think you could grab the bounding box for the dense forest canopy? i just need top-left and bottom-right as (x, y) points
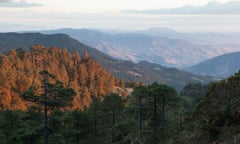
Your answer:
(0, 45), (125, 110)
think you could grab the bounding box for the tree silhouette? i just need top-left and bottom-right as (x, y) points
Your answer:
(22, 71), (76, 144)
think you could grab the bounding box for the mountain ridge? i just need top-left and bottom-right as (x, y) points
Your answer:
(42, 28), (240, 67)
(185, 51), (240, 78)
(138, 60), (220, 90)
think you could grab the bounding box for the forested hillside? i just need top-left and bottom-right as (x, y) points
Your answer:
(0, 45), (125, 110)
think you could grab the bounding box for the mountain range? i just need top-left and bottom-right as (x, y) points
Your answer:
(0, 32), (218, 91)
(42, 28), (240, 68)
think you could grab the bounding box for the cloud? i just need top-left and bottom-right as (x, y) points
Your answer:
(0, 0), (10, 2)
(0, 0), (43, 8)
(122, 1), (240, 15)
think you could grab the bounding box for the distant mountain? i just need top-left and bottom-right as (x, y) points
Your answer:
(138, 61), (220, 90)
(0, 32), (217, 91)
(141, 27), (240, 45)
(42, 28), (240, 67)
(94, 27), (240, 46)
(185, 51), (240, 78)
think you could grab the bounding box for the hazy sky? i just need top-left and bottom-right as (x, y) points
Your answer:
(0, 0), (240, 32)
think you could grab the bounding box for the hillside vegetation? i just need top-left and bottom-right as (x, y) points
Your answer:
(0, 45), (125, 110)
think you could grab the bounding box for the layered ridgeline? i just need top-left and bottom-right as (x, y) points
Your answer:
(0, 45), (125, 110)
(42, 28), (240, 67)
(0, 32), (218, 91)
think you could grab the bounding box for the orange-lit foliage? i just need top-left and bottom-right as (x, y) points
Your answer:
(0, 45), (125, 110)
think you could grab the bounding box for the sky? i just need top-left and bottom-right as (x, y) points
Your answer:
(0, 0), (240, 32)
